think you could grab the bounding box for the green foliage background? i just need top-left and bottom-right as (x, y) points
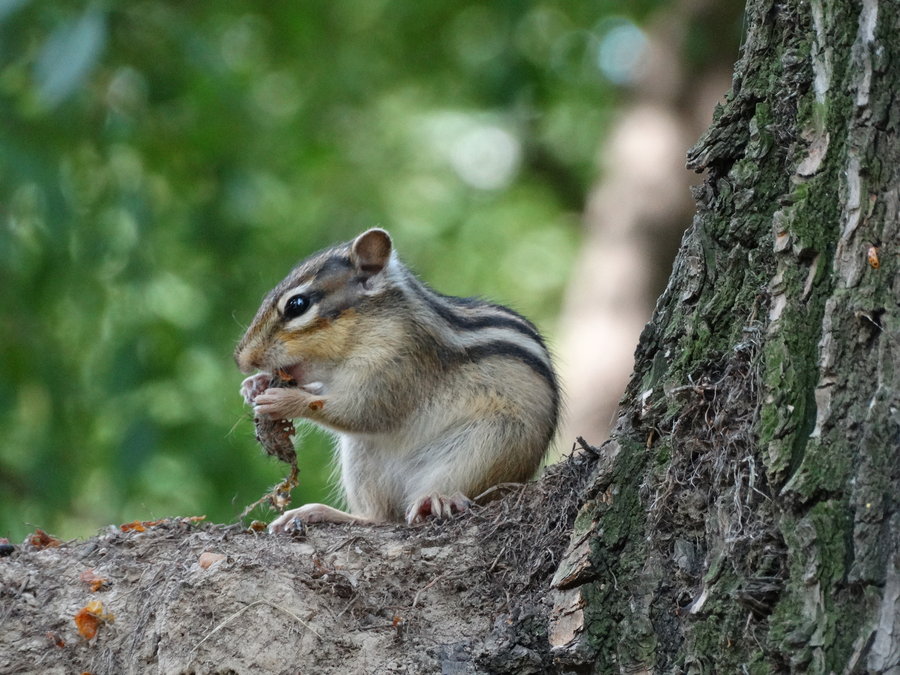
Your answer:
(0, 1), (664, 540)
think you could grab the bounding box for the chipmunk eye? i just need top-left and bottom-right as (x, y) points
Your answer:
(283, 294), (310, 319)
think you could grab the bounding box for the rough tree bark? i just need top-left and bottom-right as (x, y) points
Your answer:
(549, 0), (899, 671)
(1, 0), (897, 673)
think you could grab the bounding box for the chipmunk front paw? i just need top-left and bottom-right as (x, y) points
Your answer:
(240, 372), (272, 406)
(255, 387), (325, 420)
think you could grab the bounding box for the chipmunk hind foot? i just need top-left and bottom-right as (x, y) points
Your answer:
(405, 492), (472, 525)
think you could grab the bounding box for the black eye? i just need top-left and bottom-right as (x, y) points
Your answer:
(283, 294), (310, 319)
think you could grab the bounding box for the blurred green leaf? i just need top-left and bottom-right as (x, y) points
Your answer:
(0, 0), (29, 24)
(0, 0), (738, 541)
(34, 8), (106, 108)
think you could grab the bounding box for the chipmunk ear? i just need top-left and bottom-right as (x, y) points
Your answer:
(351, 228), (393, 275)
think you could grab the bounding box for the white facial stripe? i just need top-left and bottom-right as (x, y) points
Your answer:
(277, 282), (316, 314)
(277, 282), (323, 331)
(284, 304), (321, 331)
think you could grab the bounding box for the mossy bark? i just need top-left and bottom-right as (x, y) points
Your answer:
(550, 0), (899, 672)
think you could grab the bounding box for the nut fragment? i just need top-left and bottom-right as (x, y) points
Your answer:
(28, 529), (62, 549)
(255, 416), (297, 465)
(253, 374), (298, 466)
(198, 551), (226, 569)
(74, 600), (114, 640)
(867, 245), (880, 269)
(274, 368), (294, 382)
(241, 373), (301, 520)
(80, 569), (108, 592)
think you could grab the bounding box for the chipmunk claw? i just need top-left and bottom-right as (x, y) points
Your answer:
(406, 493), (472, 524)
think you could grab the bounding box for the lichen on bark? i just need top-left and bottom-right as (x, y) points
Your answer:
(557, 0), (899, 672)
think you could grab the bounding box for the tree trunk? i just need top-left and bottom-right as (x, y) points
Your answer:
(557, 0), (738, 448)
(550, 0), (899, 671)
(1, 1), (896, 673)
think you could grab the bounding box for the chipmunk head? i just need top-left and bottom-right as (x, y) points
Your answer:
(234, 228), (396, 379)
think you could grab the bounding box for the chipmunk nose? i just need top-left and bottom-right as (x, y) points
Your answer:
(234, 346), (260, 374)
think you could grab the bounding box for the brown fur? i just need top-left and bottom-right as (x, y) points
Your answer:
(235, 229), (560, 528)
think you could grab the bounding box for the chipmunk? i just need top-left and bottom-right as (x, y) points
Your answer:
(235, 228), (560, 531)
